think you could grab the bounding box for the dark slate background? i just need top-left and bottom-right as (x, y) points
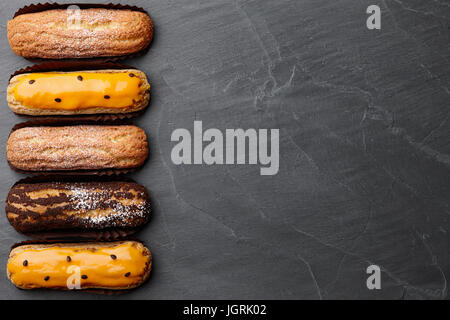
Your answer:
(0, 0), (449, 300)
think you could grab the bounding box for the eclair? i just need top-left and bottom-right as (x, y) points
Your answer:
(6, 180), (151, 234)
(7, 241), (152, 290)
(7, 70), (150, 116)
(8, 8), (153, 59)
(7, 125), (149, 172)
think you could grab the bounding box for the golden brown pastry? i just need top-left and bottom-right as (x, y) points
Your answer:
(8, 8), (153, 59)
(7, 69), (150, 116)
(6, 180), (151, 234)
(7, 125), (149, 172)
(7, 241), (152, 290)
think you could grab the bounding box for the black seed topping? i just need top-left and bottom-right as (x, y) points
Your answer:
(110, 254), (117, 260)
(55, 98), (62, 103)
(23, 260), (28, 267)
(66, 256), (71, 262)
(44, 276), (50, 281)
(77, 76), (83, 81)
(29, 80), (35, 84)
(125, 272), (131, 277)
(129, 73), (135, 77)
(81, 275), (88, 279)
(104, 95), (110, 99)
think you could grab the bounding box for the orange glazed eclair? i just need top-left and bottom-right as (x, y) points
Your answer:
(7, 69), (150, 116)
(7, 241), (152, 290)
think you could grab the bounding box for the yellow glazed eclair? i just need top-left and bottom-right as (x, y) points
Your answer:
(7, 241), (152, 290)
(7, 69), (150, 116)
(8, 8), (153, 59)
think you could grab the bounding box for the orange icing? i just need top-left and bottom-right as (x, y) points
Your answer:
(11, 71), (148, 111)
(7, 242), (149, 289)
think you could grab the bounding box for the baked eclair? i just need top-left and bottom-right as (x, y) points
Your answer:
(7, 241), (152, 290)
(7, 125), (149, 172)
(6, 181), (150, 234)
(7, 70), (150, 116)
(8, 8), (153, 59)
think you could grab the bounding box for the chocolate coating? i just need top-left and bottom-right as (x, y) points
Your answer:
(6, 181), (151, 234)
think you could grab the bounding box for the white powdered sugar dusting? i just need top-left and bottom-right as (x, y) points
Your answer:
(68, 184), (147, 228)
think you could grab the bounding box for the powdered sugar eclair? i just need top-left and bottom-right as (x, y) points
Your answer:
(7, 125), (149, 172)
(8, 8), (153, 59)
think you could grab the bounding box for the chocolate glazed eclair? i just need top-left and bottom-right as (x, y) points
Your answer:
(6, 180), (151, 235)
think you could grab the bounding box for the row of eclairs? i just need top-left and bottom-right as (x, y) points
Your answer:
(5, 5), (155, 292)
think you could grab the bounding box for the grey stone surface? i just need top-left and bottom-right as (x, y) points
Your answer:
(0, 0), (449, 300)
